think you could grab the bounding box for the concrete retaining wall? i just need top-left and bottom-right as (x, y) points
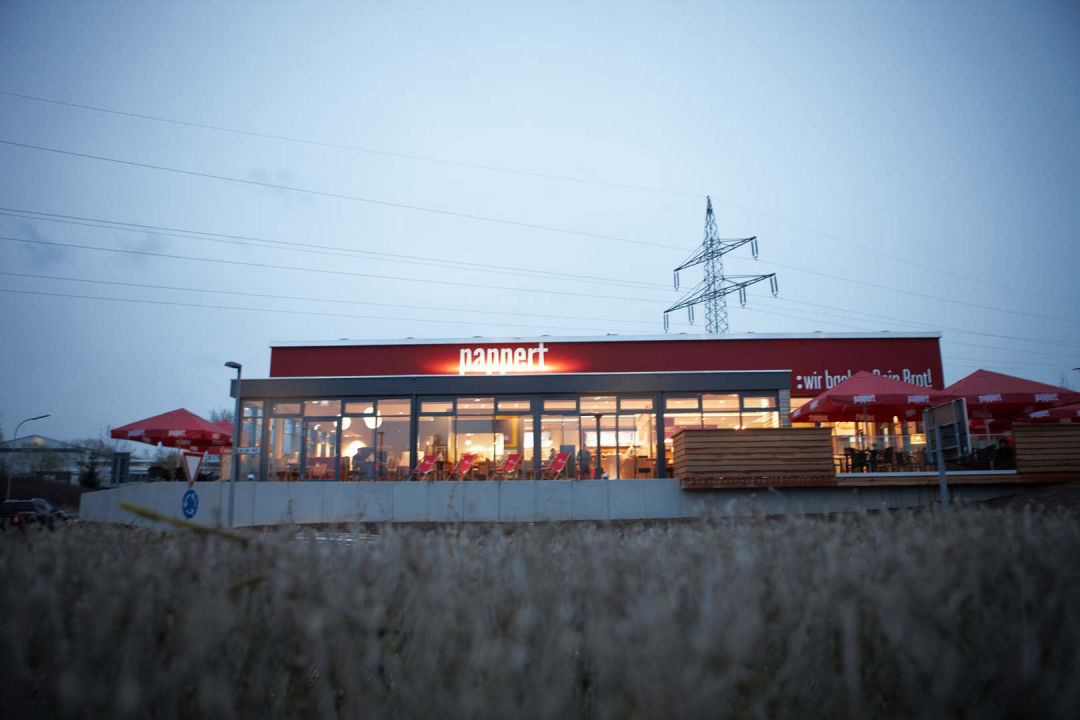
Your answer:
(79, 479), (1022, 529)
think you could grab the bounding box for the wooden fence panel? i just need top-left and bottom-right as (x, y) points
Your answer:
(1013, 424), (1080, 475)
(673, 428), (834, 488)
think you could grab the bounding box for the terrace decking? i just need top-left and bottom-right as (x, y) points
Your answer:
(675, 424), (1080, 490)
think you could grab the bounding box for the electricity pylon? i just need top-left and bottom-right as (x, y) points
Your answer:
(664, 196), (777, 334)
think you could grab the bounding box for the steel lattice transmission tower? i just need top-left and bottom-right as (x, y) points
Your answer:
(664, 196), (778, 334)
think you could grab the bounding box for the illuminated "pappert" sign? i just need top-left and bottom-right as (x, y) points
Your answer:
(459, 342), (550, 375)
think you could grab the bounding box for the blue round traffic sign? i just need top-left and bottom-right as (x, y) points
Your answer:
(182, 489), (199, 519)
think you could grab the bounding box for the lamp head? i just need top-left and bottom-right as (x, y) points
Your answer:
(225, 361), (242, 370)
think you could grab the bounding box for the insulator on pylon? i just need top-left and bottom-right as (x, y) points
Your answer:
(663, 313), (670, 331)
(769, 275), (779, 295)
(738, 287), (748, 307)
(751, 237), (759, 259)
(674, 270), (680, 290)
(688, 306), (695, 324)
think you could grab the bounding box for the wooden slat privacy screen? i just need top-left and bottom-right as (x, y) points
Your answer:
(1013, 424), (1080, 476)
(673, 428), (834, 488)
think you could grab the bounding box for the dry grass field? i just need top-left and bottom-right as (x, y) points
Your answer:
(2, 502), (1078, 719)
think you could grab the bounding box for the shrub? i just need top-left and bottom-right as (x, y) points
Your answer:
(1, 507), (1078, 719)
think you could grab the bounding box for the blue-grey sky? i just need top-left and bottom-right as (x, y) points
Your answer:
(1, 0), (1078, 443)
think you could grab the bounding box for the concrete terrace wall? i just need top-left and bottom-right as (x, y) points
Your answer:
(79, 479), (1022, 529)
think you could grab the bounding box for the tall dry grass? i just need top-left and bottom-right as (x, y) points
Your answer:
(1, 507), (1078, 719)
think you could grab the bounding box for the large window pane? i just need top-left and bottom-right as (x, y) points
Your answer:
(457, 398), (494, 415)
(454, 415), (494, 479)
(494, 415), (526, 479)
(742, 394), (778, 410)
(238, 401), (262, 481)
(375, 413), (410, 481)
(702, 394), (739, 411)
(618, 412), (656, 479)
(541, 415), (581, 479)
(272, 402), (300, 416)
(619, 397), (654, 411)
(580, 395), (616, 413)
(268, 417), (301, 481)
(420, 400), (453, 414)
(743, 410), (780, 428)
(702, 412), (740, 430)
(417, 415), (454, 480)
(342, 416), (373, 480)
(303, 420), (338, 481)
(304, 400), (340, 417)
(497, 398), (531, 413)
(665, 396), (700, 411)
(543, 399), (577, 412)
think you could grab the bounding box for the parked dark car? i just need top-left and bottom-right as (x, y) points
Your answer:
(0, 498), (70, 530)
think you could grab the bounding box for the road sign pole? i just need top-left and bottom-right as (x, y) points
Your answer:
(934, 425), (949, 510)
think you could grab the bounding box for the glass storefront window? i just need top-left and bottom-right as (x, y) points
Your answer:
(702, 412), (740, 430)
(377, 398), (411, 417)
(417, 415), (453, 480)
(540, 415), (582, 479)
(342, 416), (373, 480)
(619, 397), (653, 411)
(304, 400), (340, 417)
(238, 401), (263, 481)
(497, 398), (531, 413)
(303, 420), (338, 481)
(666, 396), (700, 411)
(456, 398), (494, 415)
(544, 399), (577, 411)
(268, 417), (302, 481)
(742, 410), (780, 428)
(618, 412), (656, 479)
(272, 402), (300, 416)
(580, 396), (616, 413)
(702, 394), (739, 411)
(494, 415), (527, 479)
(344, 400), (375, 414)
(420, 400), (453, 414)
(742, 394), (778, 410)
(374, 414), (410, 481)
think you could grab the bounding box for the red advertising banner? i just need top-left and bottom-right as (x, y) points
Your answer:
(270, 335), (943, 397)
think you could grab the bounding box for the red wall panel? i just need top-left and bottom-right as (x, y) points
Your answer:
(269, 336), (943, 397)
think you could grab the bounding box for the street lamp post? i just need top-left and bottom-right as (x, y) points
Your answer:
(225, 361), (242, 528)
(6, 414), (50, 500)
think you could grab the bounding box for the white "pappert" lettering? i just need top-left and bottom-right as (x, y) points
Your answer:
(459, 342), (549, 375)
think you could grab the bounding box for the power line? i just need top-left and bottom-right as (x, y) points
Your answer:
(752, 257), (1079, 325)
(0, 286), (632, 333)
(5, 135), (1069, 326)
(0, 89), (704, 199)
(716, 198), (1070, 304)
(0, 207), (673, 292)
(2, 91), (1068, 304)
(0, 270), (659, 327)
(0, 234), (665, 304)
(0, 139), (688, 252)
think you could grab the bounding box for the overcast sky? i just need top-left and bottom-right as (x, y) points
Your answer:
(1, 0), (1078, 443)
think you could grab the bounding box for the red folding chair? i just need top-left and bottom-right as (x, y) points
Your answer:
(409, 454), (437, 481)
(542, 452), (571, 480)
(452, 453), (478, 481)
(492, 453), (522, 481)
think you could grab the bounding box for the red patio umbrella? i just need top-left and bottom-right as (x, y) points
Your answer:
(790, 370), (952, 423)
(944, 370), (1080, 428)
(111, 408), (233, 454)
(1028, 402), (1080, 423)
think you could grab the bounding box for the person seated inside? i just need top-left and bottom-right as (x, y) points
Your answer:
(994, 438), (1015, 470)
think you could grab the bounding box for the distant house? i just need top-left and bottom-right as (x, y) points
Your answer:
(0, 435), (111, 485)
